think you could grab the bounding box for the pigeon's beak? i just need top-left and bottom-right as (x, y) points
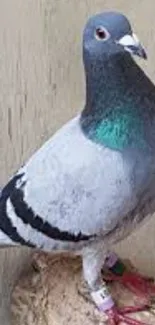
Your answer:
(118, 33), (147, 60)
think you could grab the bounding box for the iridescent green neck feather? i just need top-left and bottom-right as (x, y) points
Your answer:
(81, 55), (150, 151)
(94, 105), (145, 150)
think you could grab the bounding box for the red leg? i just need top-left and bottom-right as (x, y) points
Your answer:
(121, 272), (155, 300)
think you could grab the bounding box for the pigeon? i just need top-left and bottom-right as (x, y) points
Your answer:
(1, 10), (155, 325)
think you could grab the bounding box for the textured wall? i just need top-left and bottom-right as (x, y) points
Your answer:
(0, 0), (155, 323)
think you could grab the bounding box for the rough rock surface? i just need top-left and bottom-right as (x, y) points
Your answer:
(11, 252), (155, 325)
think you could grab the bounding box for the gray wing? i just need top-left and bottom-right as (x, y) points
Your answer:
(0, 116), (137, 251)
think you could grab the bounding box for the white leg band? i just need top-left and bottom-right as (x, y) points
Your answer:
(91, 286), (114, 311)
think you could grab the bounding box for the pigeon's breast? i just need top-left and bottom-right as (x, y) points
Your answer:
(103, 177), (155, 246)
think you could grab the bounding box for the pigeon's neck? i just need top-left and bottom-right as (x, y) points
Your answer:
(81, 55), (147, 151)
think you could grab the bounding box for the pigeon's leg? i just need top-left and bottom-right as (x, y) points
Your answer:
(82, 246), (148, 325)
(104, 252), (155, 305)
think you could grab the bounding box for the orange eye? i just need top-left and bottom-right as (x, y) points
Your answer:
(95, 27), (109, 41)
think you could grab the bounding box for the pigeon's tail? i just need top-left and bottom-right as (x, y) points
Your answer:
(0, 185), (23, 248)
(0, 177), (36, 249)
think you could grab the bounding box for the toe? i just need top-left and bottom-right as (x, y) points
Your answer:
(119, 314), (149, 325)
(106, 307), (150, 325)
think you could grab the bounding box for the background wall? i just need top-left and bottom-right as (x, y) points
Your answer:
(0, 1), (155, 324)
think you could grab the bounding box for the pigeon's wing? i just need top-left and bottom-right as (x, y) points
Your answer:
(0, 115), (135, 250)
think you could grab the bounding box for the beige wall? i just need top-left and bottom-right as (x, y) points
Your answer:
(0, 0), (155, 323)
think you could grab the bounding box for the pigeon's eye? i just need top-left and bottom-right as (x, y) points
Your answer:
(95, 27), (109, 41)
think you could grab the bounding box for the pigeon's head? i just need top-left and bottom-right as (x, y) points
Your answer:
(83, 11), (147, 67)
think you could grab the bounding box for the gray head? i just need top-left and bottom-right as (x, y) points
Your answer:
(83, 11), (147, 68)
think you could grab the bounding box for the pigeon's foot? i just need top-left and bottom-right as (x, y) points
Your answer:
(81, 279), (151, 325)
(91, 285), (149, 324)
(104, 252), (155, 305)
(105, 305), (149, 325)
